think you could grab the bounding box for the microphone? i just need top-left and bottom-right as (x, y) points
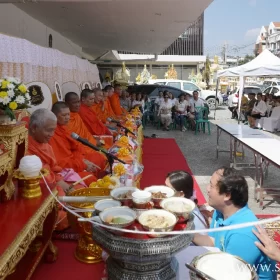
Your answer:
(71, 133), (100, 152)
(107, 118), (136, 136)
(71, 132), (126, 167)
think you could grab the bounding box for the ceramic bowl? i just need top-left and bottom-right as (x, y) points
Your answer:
(160, 197), (195, 223)
(144, 186), (175, 208)
(94, 199), (121, 215)
(138, 209), (177, 237)
(110, 187), (138, 207)
(99, 206), (136, 236)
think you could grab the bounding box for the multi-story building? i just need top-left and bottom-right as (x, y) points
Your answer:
(255, 22), (280, 57)
(98, 14), (206, 82)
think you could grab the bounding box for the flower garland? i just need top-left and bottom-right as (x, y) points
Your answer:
(0, 77), (30, 120)
(117, 147), (131, 157)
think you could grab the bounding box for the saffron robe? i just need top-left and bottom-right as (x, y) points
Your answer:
(27, 135), (89, 231)
(79, 103), (113, 149)
(49, 125), (101, 183)
(109, 92), (124, 116)
(92, 99), (115, 124)
(67, 112), (107, 171)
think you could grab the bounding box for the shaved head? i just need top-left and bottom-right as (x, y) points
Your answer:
(29, 109), (57, 143)
(52, 101), (69, 116)
(65, 92), (80, 112)
(81, 89), (93, 100)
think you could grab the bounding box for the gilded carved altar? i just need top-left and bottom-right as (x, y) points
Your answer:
(0, 122), (28, 200)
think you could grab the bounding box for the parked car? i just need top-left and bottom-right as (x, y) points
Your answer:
(148, 79), (223, 109)
(263, 85), (280, 96)
(232, 86), (263, 105)
(262, 79), (280, 87)
(126, 84), (210, 113)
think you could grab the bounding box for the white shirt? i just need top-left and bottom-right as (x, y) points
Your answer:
(132, 100), (144, 108)
(228, 94), (234, 107)
(170, 98), (177, 107)
(155, 97), (164, 105)
(159, 99), (173, 115)
(193, 98), (205, 108)
(252, 99), (267, 116)
(176, 100), (188, 113)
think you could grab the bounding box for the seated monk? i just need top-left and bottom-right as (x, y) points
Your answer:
(27, 108), (90, 231)
(64, 92), (107, 172)
(79, 88), (113, 149)
(49, 102), (103, 180)
(109, 84), (127, 116)
(92, 85), (116, 124)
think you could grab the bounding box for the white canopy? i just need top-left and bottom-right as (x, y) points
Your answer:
(217, 49), (280, 77)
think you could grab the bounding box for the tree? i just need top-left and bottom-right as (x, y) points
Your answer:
(238, 54), (255, 65)
(203, 56), (211, 89)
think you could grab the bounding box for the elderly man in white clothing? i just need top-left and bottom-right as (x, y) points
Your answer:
(247, 92), (267, 129)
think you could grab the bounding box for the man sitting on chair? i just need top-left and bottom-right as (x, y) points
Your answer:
(247, 92), (267, 129)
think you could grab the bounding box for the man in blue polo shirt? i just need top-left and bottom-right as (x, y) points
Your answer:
(193, 167), (276, 280)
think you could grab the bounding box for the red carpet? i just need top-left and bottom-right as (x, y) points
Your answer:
(140, 138), (206, 204)
(31, 138), (206, 280)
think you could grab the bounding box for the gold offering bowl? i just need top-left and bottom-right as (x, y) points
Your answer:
(13, 169), (49, 199)
(67, 188), (111, 264)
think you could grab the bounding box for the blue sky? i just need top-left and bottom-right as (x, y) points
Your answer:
(204, 0), (280, 57)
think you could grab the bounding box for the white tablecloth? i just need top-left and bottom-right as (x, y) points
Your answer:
(176, 245), (221, 279)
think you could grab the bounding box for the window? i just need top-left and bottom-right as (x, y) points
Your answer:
(167, 82), (181, 89)
(263, 87), (273, 94)
(183, 82), (199, 92)
(272, 87), (279, 94)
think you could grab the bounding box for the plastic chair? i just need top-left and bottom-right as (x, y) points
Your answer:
(195, 107), (211, 135)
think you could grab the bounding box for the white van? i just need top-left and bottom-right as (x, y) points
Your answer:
(148, 79), (223, 109)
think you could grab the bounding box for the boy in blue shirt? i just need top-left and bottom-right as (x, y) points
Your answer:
(193, 167), (276, 280)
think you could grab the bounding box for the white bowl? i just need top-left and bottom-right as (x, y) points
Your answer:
(160, 197), (195, 222)
(144, 186), (175, 198)
(94, 199), (121, 214)
(99, 206), (136, 228)
(144, 186), (175, 207)
(138, 209), (177, 237)
(110, 187), (138, 207)
(132, 190), (151, 204)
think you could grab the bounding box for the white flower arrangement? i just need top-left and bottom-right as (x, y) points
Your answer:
(0, 77), (30, 120)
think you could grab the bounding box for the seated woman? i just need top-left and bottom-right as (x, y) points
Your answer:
(158, 91), (173, 131)
(131, 93), (144, 112)
(175, 94), (188, 132)
(165, 170), (208, 231)
(248, 92), (267, 128)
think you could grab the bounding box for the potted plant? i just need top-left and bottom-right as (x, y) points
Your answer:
(0, 77), (30, 124)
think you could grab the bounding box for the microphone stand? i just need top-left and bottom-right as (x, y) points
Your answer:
(116, 123), (135, 136)
(103, 151), (126, 174)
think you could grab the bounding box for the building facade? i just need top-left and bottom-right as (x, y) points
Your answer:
(99, 14), (205, 83)
(119, 14), (204, 56)
(255, 22), (280, 57)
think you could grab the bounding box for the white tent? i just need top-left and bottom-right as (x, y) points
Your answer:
(217, 49), (280, 77)
(215, 50), (280, 122)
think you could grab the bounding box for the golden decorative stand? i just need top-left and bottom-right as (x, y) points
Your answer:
(13, 169), (49, 199)
(0, 122), (28, 200)
(67, 188), (111, 264)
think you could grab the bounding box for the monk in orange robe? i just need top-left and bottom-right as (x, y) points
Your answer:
(64, 92), (107, 172)
(109, 84), (127, 116)
(79, 89), (113, 149)
(49, 102), (105, 181)
(92, 86), (115, 124)
(27, 108), (90, 231)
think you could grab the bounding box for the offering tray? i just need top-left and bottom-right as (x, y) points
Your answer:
(92, 214), (194, 280)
